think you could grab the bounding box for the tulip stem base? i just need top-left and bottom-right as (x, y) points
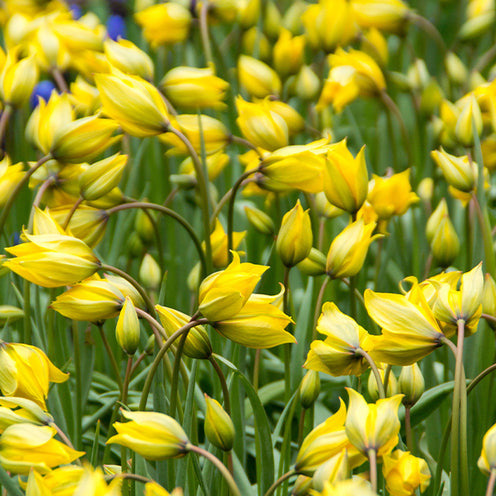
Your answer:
(357, 348), (385, 399)
(263, 470), (296, 496)
(486, 468), (496, 496)
(368, 449), (378, 492)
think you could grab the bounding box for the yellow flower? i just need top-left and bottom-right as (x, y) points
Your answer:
(311, 450), (349, 491)
(367, 170), (419, 220)
(95, 71), (170, 138)
(326, 219), (382, 279)
(160, 66), (229, 110)
(273, 29), (305, 77)
(208, 219), (246, 268)
(0, 49), (39, 107)
(116, 297), (141, 355)
(70, 76), (100, 116)
(276, 200), (313, 267)
(304, 302), (372, 377)
(350, 0), (410, 32)
(30, 20), (70, 72)
(364, 285), (445, 365)
(483, 273), (496, 330)
(430, 214), (460, 268)
(4, 232), (100, 288)
(295, 400), (365, 475)
(70, 465), (121, 495)
(433, 263), (483, 336)
(398, 364), (425, 407)
(0, 397), (51, 433)
(213, 291), (295, 348)
(302, 0), (358, 53)
(145, 481), (178, 496)
(155, 305), (212, 359)
(104, 38), (154, 80)
(345, 388), (403, 457)
(478, 422), (496, 474)
(263, 99), (305, 136)
(323, 139), (368, 213)
(460, 0), (495, 39)
(107, 409), (189, 460)
(0, 424), (83, 475)
(0, 341), (68, 409)
(135, 3), (192, 47)
(455, 93), (483, 147)
(383, 450), (431, 496)
(312, 478), (378, 496)
(179, 151), (229, 182)
(40, 465), (85, 494)
(238, 55), (281, 98)
(235, 96), (288, 151)
(204, 394), (235, 451)
(0, 155), (24, 207)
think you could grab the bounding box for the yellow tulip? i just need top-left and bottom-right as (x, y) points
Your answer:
(0, 424), (83, 475)
(0, 49), (39, 107)
(0, 155), (24, 207)
(398, 364), (425, 407)
(326, 219), (381, 279)
(237, 55), (281, 98)
(312, 450), (349, 491)
(276, 200), (313, 267)
(39, 465), (85, 494)
(115, 297), (141, 355)
(345, 388), (403, 457)
(69, 76), (101, 116)
(4, 232), (100, 288)
(482, 273), (496, 330)
(382, 450), (431, 496)
(104, 38), (154, 80)
(70, 465), (121, 495)
(460, 0), (495, 39)
(95, 72), (170, 137)
(430, 214), (460, 268)
(273, 29), (305, 77)
(295, 65), (321, 101)
(364, 285), (445, 365)
(139, 253), (161, 291)
(204, 394), (235, 451)
(236, 96), (288, 151)
(263, 99), (305, 136)
(145, 481), (178, 496)
(367, 170), (419, 220)
(368, 366), (398, 401)
(179, 151), (229, 182)
(297, 248), (328, 277)
(431, 148), (476, 193)
(304, 302), (373, 377)
(361, 28), (389, 67)
(478, 422), (496, 474)
(31, 21), (70, 72)
(0, 397), (51, 433)
(135, 3), (192, 47)
(244, 205), (275, 236)
(208, 219), (246, 268)
(323, 139), (368, 213)
(313, 478), (378, 496)
(300, 370), (321, 409)
(107, 410), (189, 460)
(155, 305), (212, 359)
(350, 0), (410, 32)
(52, 18), (104, 53)
(160, 66), (229, 110)
(455, 93), (483, 147)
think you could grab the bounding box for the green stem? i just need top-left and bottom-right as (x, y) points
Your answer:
(263, 470), (296, 496)
(209, 354), (231, 414)
(63, 197), (83, 230)
(97, 324), (124, 393)
(135, 307), (168, 340)
(73, 321), (82, 450)
(120, 356), (133, 496)
(138, 319), (207, 410)
(471, 193), (496, 278)
(356, 348), (385, 399)
(368, 449), (378, 492)
(168, 126), (212, 273)
(169, 328), (189, 417)
(297, 408), (306, 447)
(186, 444), (241, 496)
(312, 276), (330, 340)
(229, 135), (263, 156)
(283, 266), (291, 400)
(199, 2), (213, 66)
(253, 348), (261, 391)
(407, 12), (447, 56)
(383, 364), (392, 393)
(106, 201), (207, 279)
(405, 406), (413, 452)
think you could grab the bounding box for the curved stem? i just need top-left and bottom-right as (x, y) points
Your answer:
(100, 264), (155, 318)
(383, 364), (393, 393)
(263, 470), (296, 496)
(167, 126), (212, 273)
(51, 68), (69, 93)
(408, 13), (447, 56)
(138, 319), (207, 410)
(169, 328), (189, 417)
(474, 43), (496, 73)
(63, 197), (83, 230)
(229, 135), (263, 157)
(440, 335), (459, 359)
(487, 468), (496, 496)
(97, 324), (124, 393)
(0, 104), (13, 151)
(199, 2), (213, 66)
(106, 201), (207, 279)
(0, 154), (51, 236)
(135, 307), (168, 340)
(186, 444), (241, 496)
(356, 348), (385, 399)
(107, 473), (152, 484)
(209, 354), (231, 414)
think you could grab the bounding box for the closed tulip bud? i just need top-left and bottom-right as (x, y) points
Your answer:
(156, 305), (212, 359)
(324, 139), (368, 214)
(312, 451), (349, 491)
(292, 475), (313, 496)
(244, 205), (275, 235)
(420, 80), (444, 115)
(426, 199), (448, 243)
(399, 364), (425, 406)
(300, 370), (321, 409)
(145, 335), (155, 355)
(128, 232), (145, 258)
(407, 59), (430, 91)
(236, 96), (288, 151)
(295, 65), (321, 101)
(445, 52), (468, 86)
(460, 9), (495, 40)
(139, 254), (161, 291)
(368, 368), (398, 401)
(273, 29), (305, 77)
(417, 178), (434, 203)
(478, 422), (496, 474)
(187, 263), (202, 293)
(116, 297), (141, 355)
(0, 305), (24, 326)
(135, 3), (191, 46)
(264, 1), (282, 38)
(483, 274), (496, 330)
(296, 247), (327, 277)
(160, 66), (229, 110)
(242, 28), (271, 61)
(95, 72), (170, 138)
(431, 148), (476, 192)
(204, 395), (235, 451)
(80, 153), (127, 201)
(326, 219), (382, 279)
(108, 410), (189, 460)
(351, 0), (410, 33)
(238, 55), (281, 98)
(383, 450), (431, 495)
(0, 51), (39, 108)
(361, 28), (389, 67)
(430, 215), (460, 267)
(238, 0), (261, 28)
(282, 1), (307, 33)
(455, 94), (483, 147)
(104, 38), (154, 80)
(134, 209), (156, 245)
(276, 200), (313, 267)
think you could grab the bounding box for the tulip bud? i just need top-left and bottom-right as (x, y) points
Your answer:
(483, 273), (496, 330)
(398, 364), (425, 406)
(264, 1), (282, 39)
(455, 94), (483, 147)
(104, 38), (154, 80)
(291, 475), (313, 496)
(238, 0), (261, 28)
(417, 177), (434, 203)
(238, 55), (281, 98)
(276, 200), (313, 267)
(407, 59), (429, 91)
(300, 370), (321, 409)
(187, 263), (201, 293)
(128, 232), (145, 258)
(135, 208), (156, 244)
(0, 305), (24, 326)
(420, 80), (444, 115)
(426, 199), (448, 243)
(368, 368), (398, 401)
(282, 1), (307, 34)
(244, 205), (275, 236)
(295, 65), (321, 101)
(0, 52), (39, 108)
(361, 28), (389, 67)
(383, 450), (431, 495)
(204, 395), (235, 452)
(116, 297), (141, 355)
(273, 29), (305, 78)
(478, 422), (496, 474)
(460, 12), (495, 40)
(242, 28), (271, 61)
(296, 248), (327, 277)
(139, 253), (161, 291)
(431, 148), (476, 193)
(80, 153), (127, 201)
(145, 334), (155, 355)
(430, 215), (460, 268)
(445, 52), (468, 86)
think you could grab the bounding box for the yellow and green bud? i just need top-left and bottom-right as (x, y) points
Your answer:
(80, 153), (127, 201)
(398, 363), (425, 406)
(139, 253), (161, 292)
(116, 297), (141, 355)
(204, 394), (235, 451)
(104, 38), (154, 80)
(300, 370), (321, 409)
(237, 55), (281, 98)
(296, 248), (327, 277)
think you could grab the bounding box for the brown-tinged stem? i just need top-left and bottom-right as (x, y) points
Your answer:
(51, 68), (69, 93)
(0, 104), (13, 150)
(312, 276), (330, 340)
(130, 352), (147, 378)
(474, 43), (496, 73)
(199, 1), (213, 67)
(63, 197), (83, 230)
(0, 154), (51, 236)
(383, 364), (392, 393)
(97, 324), (123, 393)
(407, 13), (447, 56)
(405, 406), (413, 451)
(106, 473), (152, 484)
(368, 449), (378, 492)
(356, 348), (385, 399)
(487, 468), (496, 496)
(229, 135), (263, 157)
(263, 470), (296, 496)
(135, 307), (167, 340)
(106, 201), (207, 279)
(52, 423), (77, 451)
(209, 354), (231, 414)
(186, 444), (241, 496)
